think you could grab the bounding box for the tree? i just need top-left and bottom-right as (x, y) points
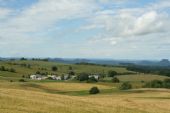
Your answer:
(164, 79), (170, 88)
(9, 68), (16, 73)
(88, 76), (98, 83)
(68, 71), (75, 75)
(77, 73), (89, 81)
(119, 82), (132, 90)
(0, 66), (6, 71)
(144, 80), (163, 88)
(89, 87), (100, 94)
(112, 77), (120, 83)
(20, 57), (27, 60)
(52, 66), (58, 71)
(19, 79), (26, 82)
(108, 70), (117, 77)
(68, 66), (73, 70)
(36, 71), (41, 74)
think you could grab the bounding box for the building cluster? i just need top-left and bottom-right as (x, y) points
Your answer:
(30, 74), (100, 81)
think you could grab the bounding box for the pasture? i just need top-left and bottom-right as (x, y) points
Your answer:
(1, 83), (170, 113)
(1, 60), (170, 113)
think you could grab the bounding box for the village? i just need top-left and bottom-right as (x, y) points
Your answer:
(30, 74), (100, 81)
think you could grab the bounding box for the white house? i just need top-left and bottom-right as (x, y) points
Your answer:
(30, 75), (37, 80)
(89, 74), (100, 80)
(47, 75), (62, 80)
(94, 75), (99, 80)
(51, 75), (57, 80)
(30, 75), (46, 80)
(64, 74), (69, 80)
(56, 76), (62, 80)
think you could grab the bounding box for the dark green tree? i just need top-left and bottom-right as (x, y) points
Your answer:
(52, 66), (58, 71)
(89, 87), (100, 94)
(112, 77), (120, 83)
(108, 70), (117, 77)
(119, 82), (132, 90)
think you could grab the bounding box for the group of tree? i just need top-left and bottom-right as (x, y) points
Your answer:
(0, 66), (16, 73)
(20, 63), (31, 68)
(119, 82), (132, 90)
(143, 79), (170, 88)
(108, 70), (117, 77)
(77, 73), (98, 82)
(8, 62), (31, 69)
(112, 77), (120, 83)
(20, 57), (27, 60)
(32, 58), (49, 61)
(126, 65), (170, 77)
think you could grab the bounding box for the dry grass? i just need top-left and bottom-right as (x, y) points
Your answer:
(1, 85), (170, 113)
(40, 82), (112, 91)
(117, 74), (169, 82)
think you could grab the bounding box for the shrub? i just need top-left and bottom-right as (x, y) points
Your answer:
(19, 79), (26, 82)
(20, 57), (27, 60)
(0, 66), (6, 71)
(108, 70), (117, 77)
(144, 80), (163, 88)
(77, 73), (89, 81)
(52, 66), (58, 71)
(163, 79), (170, 89)
(89, 87), (100, 94)
(9, 68), (16, 73)
(119, 82), (132, 90)
(68, 71), (75, 75)
(87, 76), (98, 83)
(112, 77), (120, 83)
(36, 71), (41, 74)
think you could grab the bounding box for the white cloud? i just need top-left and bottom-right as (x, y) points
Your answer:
(0, 0), (170, 58)
(0, 8), (12, 19)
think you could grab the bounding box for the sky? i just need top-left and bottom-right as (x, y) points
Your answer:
(0, 0), (170, 59)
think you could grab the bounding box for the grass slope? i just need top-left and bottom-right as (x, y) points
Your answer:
(0, 60), (131, 81)
(1, 87), (170, 113)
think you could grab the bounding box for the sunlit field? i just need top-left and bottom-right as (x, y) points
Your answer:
(1, 60), (170, 113)
(1, 84), (170, 113)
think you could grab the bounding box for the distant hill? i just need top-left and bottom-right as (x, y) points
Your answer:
(1, 57), (170, 67)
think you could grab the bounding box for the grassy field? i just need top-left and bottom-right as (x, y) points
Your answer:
(117, 74), (170, 82)
(1, 83), (170, 113)
(0, 60), (132, 81)
(1, 60), (170, 113)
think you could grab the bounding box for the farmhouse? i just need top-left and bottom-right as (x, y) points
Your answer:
(89, 74), (100, 80)
(56, 76), (62, 80)
(30, 75), (47, 80)
(64, 74), (69, 80)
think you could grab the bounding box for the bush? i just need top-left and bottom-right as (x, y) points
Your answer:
(19, 79), (26, 82)
(77, 73), (89, 81)
(89, 87), (100, 94)
(87, 76), (98, 83)
(9, 68), (16, 73)
(0, 66), (6, 71)
(163, 79), (170, 88)
(108, 70), (117, 77)
(144, 80), (163, 88)
(68, 71), (75, 75)
(36, 71), (41, 74)
(52, 66), (58, 71)
(119, 82), (132, 90)
(112, 77), (120, 83)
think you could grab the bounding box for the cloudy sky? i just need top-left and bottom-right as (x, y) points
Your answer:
(0, 0), (170, 59)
